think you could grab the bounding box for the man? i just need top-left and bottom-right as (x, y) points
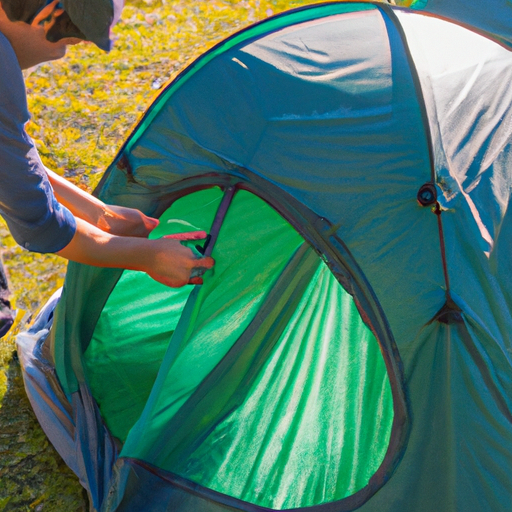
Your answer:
(0, 0), (214, 335)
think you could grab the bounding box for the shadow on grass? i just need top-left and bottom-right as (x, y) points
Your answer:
(0, 353), (88, 511)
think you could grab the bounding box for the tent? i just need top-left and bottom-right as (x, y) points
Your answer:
(17, 2), (512, 511)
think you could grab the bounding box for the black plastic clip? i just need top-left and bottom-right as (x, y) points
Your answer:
(195, 234), (212, 256)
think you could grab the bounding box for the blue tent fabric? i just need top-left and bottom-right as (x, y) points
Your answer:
(16, 2), (512, 511)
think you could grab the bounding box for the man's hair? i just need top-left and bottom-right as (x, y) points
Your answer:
(1, 0), (85, 41)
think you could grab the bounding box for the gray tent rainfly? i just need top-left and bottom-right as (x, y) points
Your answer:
(17, 2), (512, 511)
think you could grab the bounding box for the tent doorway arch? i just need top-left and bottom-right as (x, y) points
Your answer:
(84, 179), (408, 510)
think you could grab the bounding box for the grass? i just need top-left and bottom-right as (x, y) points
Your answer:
(1, 0), (327, 378)
(0, 0), (325, 508)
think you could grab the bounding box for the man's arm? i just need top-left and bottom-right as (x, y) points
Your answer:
(48, 171), (214, 286)
(0, 4), (215, 287)
(46, 168), (159, 238)
(57, 218), (214, 287)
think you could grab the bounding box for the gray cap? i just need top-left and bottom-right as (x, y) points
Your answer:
(2, 0), (123, 51)
(62, 0), (123, 51)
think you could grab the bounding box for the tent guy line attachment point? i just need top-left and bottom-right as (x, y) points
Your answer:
(417, 182), (454, 314)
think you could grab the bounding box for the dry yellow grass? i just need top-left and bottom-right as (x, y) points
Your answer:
(0, 0), (326, 366)
(0, 1), (326, 508)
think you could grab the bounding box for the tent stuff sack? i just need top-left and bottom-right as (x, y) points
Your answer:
(16, 2), (512, 512)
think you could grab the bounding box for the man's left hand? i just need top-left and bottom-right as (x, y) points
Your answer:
(98, 204), (159, 238)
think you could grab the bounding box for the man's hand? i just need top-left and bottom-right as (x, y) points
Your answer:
(56, 219), (215, 288)
(97, 204), (159, 238)
(145, 232), (215, 287)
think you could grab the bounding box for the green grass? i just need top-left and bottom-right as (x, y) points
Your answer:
(0, 0), (325, 508)
(1, 0), (326, 361)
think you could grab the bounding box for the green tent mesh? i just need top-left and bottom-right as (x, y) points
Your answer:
(84, 188), (393, 509)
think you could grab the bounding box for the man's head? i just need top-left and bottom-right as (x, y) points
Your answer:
(2, 0), (85, 41)
(0, 0), (83, 68)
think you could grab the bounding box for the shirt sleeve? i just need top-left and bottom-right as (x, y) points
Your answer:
(0, 32), (76, 253)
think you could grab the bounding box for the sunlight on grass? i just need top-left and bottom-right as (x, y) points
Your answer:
(2, 0), (324, 341)
(0, 0), (327, 388)
(0, 1), (366, 507)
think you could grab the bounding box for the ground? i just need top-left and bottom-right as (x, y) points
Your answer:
(0, 1), (323, 510)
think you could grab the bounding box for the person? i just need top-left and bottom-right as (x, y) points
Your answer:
(0, 0), (214, 336)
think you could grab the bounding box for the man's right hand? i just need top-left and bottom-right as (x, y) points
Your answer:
(145, 232), (215, 287)
(56, 218), (215, 288)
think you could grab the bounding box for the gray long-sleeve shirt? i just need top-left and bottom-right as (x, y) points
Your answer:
(0, 31), (76, 253)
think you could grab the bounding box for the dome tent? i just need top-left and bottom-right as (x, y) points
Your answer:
(17, 2), (512, 511)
